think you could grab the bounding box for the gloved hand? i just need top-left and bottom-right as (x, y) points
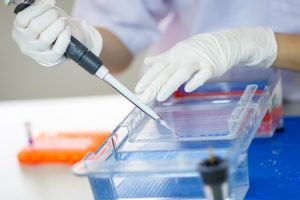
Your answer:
(12, 0), (102, 67)
(135, 27), (277, 103)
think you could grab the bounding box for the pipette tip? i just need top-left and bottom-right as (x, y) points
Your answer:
(156, 119), (178, 135)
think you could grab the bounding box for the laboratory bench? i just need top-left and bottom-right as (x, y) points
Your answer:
(0, 96), (299, 200)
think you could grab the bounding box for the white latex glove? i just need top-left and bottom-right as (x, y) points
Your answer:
(135, 27), (277, 103)
(12, 0), (102, 67)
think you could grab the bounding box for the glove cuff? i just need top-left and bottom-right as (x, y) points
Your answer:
(79, 19), (103, 56)
(257, 27), (277, 68)
(241, 27), (278, 68)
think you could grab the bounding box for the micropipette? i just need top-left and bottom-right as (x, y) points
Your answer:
(3, 0), (173, 128)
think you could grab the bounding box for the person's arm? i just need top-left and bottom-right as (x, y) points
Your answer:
(274, 33), (300, 72)
(97, 28), (133, 73)
(72, 0), (172, 74)
(135, 28), (300, 103)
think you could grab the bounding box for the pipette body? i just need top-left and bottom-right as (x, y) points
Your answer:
(66, 37), (161, 121)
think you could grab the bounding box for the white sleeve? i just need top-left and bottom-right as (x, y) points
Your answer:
(72, 0), (171, 55)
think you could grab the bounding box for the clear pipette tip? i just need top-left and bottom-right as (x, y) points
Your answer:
(156, 118), (179, 136)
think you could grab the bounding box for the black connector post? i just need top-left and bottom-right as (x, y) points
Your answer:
(198, 156), (229, 200)
(14, 0), (104, 76)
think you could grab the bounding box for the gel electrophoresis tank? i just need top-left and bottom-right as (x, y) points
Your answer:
(73, 68), (282, 200)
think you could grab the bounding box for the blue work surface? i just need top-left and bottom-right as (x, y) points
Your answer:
(246, 117), (300, 199)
